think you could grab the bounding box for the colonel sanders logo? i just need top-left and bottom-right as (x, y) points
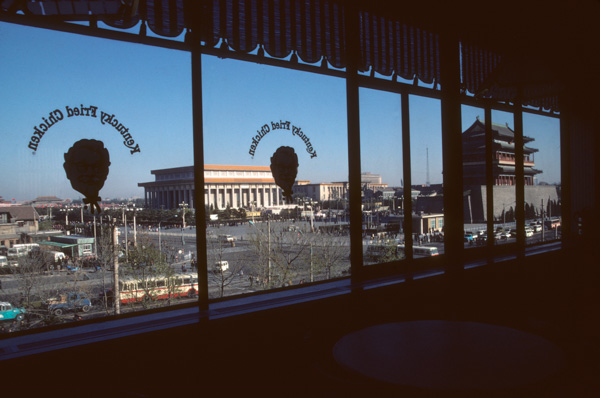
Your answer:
(270, 146), (298, 204)
(64, 139), (110, 214)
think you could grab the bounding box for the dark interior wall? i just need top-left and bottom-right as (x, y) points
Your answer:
(567, 101), (598, 239)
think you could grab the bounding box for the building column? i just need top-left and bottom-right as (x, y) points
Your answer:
(207, 185), (212, 210)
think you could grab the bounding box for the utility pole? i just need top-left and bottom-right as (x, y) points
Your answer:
(541, 199), (545, 242)
(426, 146), (430, 187)
(267, 216), (271, 286)
(124, 211), (128, 261)
(310, 243), (313, 283)
(133, 208), (137, 247)
(158, 221), (162, 254)
(179, 202), (188, 246)
(112, 221), (120, 315)
(179, 201), (188, 228)
(93, 216), (97, 257)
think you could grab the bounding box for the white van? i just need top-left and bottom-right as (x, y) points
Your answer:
(0, 256), (8, 267)
(214, 261), (229, 272)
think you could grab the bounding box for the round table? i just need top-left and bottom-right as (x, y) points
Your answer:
(333, 320), (564, 391)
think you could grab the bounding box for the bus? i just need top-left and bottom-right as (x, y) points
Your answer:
(544, 218), (561, 230)
(118, 272), (199, 304)
(365, 243), (405, 262)
(395, 245), (439, 258)
(413, 245), (439, 257)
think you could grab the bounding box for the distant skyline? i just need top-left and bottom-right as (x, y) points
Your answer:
(1, 21), (560, 203)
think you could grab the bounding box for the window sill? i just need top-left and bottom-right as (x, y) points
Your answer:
(0, 241), (562, 361)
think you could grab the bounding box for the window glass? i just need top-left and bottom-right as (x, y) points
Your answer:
(523, 114), (561, 244)
(0, 22), (192, 330)
(491, 110), (516, 245)
(462, 105), (487, 247)
(409, 96), (444, 258)
(359, 89), (404, 266)
(202, 56), (349, 298)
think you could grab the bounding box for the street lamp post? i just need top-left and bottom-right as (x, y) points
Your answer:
(179, 201), (188, 229)
(179, 202), (188, 246)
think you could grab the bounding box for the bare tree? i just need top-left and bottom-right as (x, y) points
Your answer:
(246, 221), (311, 288)
(206, 237), (245, 298)
(94, 227), (118, 314)
(10, 252), (46, 309)
(308, 235), (350, 280)
(121, 234), (172, 310)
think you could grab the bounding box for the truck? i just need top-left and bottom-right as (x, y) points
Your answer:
(43, 250), (65, 265)
(0, 302), (26, 322)
(47, 292), (92, 316)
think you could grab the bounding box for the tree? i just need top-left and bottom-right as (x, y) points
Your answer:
(207, 237), (245, 298)
(308, 235), (350, 280)
(122, 234), (174, 309)
(11, 252), (47, 309)
(94, 224), (119, 314)
(247, 221), (311, 288)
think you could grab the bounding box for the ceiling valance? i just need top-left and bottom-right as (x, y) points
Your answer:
(1, 0), (559, 111)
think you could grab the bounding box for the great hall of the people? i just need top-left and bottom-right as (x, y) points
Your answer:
(138, 165), (284, 210)
(138, 165), (389, 211)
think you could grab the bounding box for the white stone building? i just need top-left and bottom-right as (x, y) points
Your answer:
(138, 165), (283, 210)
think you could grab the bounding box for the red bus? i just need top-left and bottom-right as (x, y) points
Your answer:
(118, 272), (199, 304)
(544, 219), (561, 230)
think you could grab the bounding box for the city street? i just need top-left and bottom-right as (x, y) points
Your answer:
(1, 219), (560, 330)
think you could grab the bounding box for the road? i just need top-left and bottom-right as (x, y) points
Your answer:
(1, 220), (560, 328)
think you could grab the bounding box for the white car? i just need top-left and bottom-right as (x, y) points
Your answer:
(218, 234), (235, 243)
(525, 228), (534, 237)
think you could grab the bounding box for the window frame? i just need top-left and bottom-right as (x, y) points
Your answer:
(0, 11), (563, 346)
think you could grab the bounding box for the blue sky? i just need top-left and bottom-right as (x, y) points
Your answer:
(0, 21), (561, 203)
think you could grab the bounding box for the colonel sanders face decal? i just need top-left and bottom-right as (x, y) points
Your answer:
(64, 139), (110, 214)
(270, 146), (298, 204)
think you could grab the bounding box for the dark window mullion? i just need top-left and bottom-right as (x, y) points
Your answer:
(484, 104), (494, 254)
(190, 32), (209, 309)
(401, 92), (413, 264)
(514, 102), (525, 251)
(345, 3), (364, 282)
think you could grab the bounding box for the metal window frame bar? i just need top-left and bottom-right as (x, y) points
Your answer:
(0, 9), (564, 301)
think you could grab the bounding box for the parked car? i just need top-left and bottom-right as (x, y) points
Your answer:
(47, 292), (92, 316)
(525, 227), (534, 237)
(0, 302), (26, 322)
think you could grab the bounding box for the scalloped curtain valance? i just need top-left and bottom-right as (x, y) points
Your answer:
(2, 0), (558, 110)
